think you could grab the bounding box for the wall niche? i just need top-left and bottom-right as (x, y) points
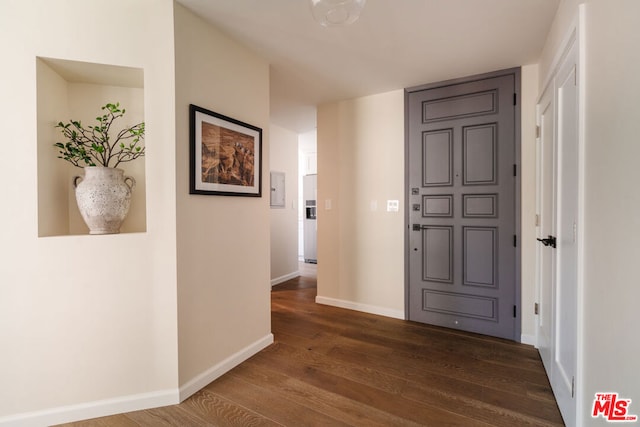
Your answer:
(37, 57), (146, 237)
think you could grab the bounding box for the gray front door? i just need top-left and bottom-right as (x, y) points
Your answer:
(407, 70), (519, 340)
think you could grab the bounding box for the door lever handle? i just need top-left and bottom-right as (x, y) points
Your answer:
(537, 235), (557, 248)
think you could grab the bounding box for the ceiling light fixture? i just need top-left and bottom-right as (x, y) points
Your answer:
(310, 0), (366, 27)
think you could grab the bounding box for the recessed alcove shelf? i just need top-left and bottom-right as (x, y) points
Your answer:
(36, 57), (146, 237)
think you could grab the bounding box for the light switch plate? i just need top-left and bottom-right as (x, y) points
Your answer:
(387, 200), (399, 212)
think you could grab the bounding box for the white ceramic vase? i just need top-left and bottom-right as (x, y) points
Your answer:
(73, 167), (135, 235)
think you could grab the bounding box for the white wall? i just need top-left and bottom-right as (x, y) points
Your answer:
(539, 0), (580, 91)
(298, 129), (317, 258)
(317, 90), (406, 318)
(299, 129), (318, 176)
(0, 0), (178, 424)
(520, 63), (539, 344)
(173, 3), (273, 399)
(537, 1), (640, 424)
(580, 1), (640, 424)
(270, 125), (300, 284)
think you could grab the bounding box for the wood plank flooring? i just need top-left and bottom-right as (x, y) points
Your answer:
(57, 265), (564, 426)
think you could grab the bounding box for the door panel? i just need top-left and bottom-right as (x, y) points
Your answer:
(408, 72), (518, 340)
(463, 194), (497, 217)
(424, 195), (453, 217)
(422, 290), (497, 320)
(423, 130), (453, 186)
(537, 84), (555, 372)
(463, 227), (496, 287)
(463, 124), (497, 185)
(553, 42), (579, 427)
(423, 90), (497, 122)
(422, 226), (454, 282)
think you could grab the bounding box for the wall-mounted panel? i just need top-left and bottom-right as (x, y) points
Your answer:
(463, 227), (497, 288)
(422, 289), (497, 321)
(422, 226), (453, 283)
(422, 129), (453, 187)
(463, 123), (497, 185)
(422, 90), (497, 123)
(423, 195), (453, 217)
(270, 171), (285, 208)
(463, 194), (498, 217)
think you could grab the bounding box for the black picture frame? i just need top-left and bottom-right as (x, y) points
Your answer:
(189, 104), (262, 197)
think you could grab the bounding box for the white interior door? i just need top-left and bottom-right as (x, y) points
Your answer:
(536, 38), (579, 427)
(551, 40), (579, 427)
(536, 82), (555, 374)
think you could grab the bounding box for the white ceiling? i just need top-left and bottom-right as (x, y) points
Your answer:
(176, 0), (560, 133)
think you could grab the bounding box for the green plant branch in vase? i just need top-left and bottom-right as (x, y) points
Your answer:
(54, 102), (145, 168)
(53, 102), (145, 234)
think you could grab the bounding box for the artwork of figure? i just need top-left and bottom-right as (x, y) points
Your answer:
(201, 121), (255, 187)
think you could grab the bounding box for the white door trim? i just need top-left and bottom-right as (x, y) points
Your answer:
(574, 5), (586, 426)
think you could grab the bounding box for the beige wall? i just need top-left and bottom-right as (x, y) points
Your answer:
(317, 90), (406, 318)
(174, 3), (272, 396)
(37, 59), (72, 236)
(1, 1), (273, 424)
(316, 103), (341, 294)
(270, 124), (300, 283)
(0, 0), (178, 422)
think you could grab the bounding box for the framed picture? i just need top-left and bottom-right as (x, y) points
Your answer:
(189, 104), (262, 197)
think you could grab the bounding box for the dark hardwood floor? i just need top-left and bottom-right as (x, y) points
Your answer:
(57, 264), (564, 426)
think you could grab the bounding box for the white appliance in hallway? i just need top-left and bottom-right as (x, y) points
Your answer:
(303, 174), (317, 263)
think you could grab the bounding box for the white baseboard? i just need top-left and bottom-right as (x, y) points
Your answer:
(0, 388), (179, 427)
(520, 334), (536, 346)
(271, 271), (300, 286)
(178, 333), (274, 402)
(0, 334), (275, 427)
(315, 296), (405, 320)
